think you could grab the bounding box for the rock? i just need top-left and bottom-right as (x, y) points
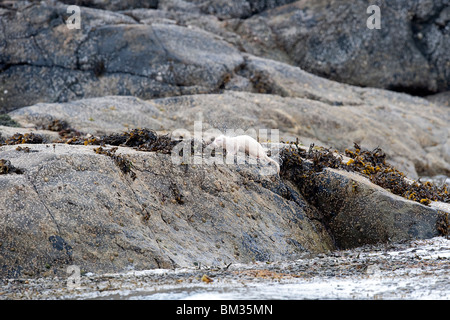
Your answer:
(2, 0), (449, 111)
(1, 0), (449, 280)
(0, 143), (334, 278)
(237, 55), (366, 105)
(3, 236), (450, 299)
(0, 140), (447, 278)
(292, 166), (446, 249)
(9, 96), (177, 136)
(426, 91), (450, 107)
(60, 0), (158, 11)
(0, 1), (243, 112)
(8, 73), (450, 179)
(234, 0), (450, 94)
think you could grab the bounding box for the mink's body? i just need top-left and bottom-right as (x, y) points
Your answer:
(212, 135), (280, 174)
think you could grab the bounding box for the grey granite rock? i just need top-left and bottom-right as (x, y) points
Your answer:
(234, 0), (450, 94)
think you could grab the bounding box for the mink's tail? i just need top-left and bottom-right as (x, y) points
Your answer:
(267, 157), (280, 174)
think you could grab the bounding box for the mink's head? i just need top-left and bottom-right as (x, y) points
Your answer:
(212, 135), (226, 147)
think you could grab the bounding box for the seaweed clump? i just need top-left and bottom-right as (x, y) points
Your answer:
(280, 140), (449, 207)
(306, 143), (342, 172)
(46, 119), (82, 140)
(345, 143), (449, 205)
(2, 132), (44, 145)
(280, 141), (342, 180)
(64, 128), (178, 154)
(0, 159), (23, 175)
(93, 146), (136, 180)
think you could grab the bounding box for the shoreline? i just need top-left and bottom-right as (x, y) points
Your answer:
(2, 236), (449, 300)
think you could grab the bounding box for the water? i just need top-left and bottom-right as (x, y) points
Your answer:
(1, 237), (449, 300)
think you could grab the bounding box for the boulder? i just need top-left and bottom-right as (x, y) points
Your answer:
(233, 0), (450, 94)
(0, 1), (243, 112)
(294, 166), (446, 249)
(0, 143), (334, 278)
(0, 140), (447, 278)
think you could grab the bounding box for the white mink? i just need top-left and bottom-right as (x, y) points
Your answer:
(212, 134), (280, 174)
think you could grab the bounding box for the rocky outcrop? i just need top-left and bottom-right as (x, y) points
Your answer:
(295, 166), (446, 249)
(9, 81), (450, 179)
(2, 0), (449, 112)
(2, 2), (449, 179)
(0, 1), (243, 112)
(0, 0), (449, 280)
(0, 142), (335, 278)
(233, 0), (450, 94)
(0, 140), (447, 278)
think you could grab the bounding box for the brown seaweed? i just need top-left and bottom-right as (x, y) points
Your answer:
(93, 146), (136, 180)
(0, 159), (23, 175)
(3, 133), (44, 145)
(281, 141), (449, 206)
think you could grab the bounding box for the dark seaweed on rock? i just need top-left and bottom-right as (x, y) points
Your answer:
(103, 128), (157, 147)
(307, 143), (342, 172)
(46, 119), (82, 140)
(345, 143), (449, 205)
(93, 146), (136, 180)
(133, 132), (178, 154)
(46, 119), (68, 132)
(111, 128), (178, 154)
(1, 133), (45, 145)
(0, 159), (23, 174)
(281, 141), (449, 206)
(280, 142), (342, 178)
(64, 128), (178, 154)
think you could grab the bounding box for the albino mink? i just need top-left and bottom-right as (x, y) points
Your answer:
(212, 134), (280, 174)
